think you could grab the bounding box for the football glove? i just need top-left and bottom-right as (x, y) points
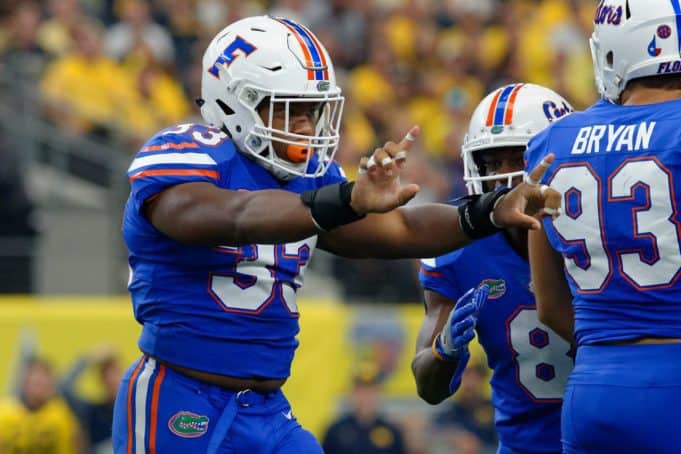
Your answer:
(433, 284), (489, 362)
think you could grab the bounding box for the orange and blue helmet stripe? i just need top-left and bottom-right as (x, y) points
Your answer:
(672, 0), (681, 54)
(275, 17), (329, 81)
(486, 83), (525, 127)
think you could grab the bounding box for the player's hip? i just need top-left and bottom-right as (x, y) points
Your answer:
(157, 358), (287, 393)
(112, 356), (310, 453)
(568, 343), (681, 387)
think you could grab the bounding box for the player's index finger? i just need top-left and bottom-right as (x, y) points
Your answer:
(527, 153), (555, 185)
(398, 125), (420, 151)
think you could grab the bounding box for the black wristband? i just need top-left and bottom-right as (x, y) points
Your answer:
(300, 182), (366, 231)
(456, 188), (511, 239)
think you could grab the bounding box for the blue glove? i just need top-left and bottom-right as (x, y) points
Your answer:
(433, 284), (489, 362)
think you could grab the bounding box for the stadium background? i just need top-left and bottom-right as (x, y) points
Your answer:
(0, 0), (598, 452)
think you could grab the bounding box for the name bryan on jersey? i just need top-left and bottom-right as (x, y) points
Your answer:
(570, 122), (656, 154)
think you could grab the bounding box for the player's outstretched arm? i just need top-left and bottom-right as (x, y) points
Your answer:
(528, 228), (575, 343)
(143, 128), (423, 247)
(412, 287), (487, 404)
(319, 152), (563, 258)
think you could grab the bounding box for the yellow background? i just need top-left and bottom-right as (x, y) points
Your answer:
(0, 297), (484, 437)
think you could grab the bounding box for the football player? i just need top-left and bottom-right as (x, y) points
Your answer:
(526, 1), (681, 452)
(113, 16), (561, 453)
(413, 83), (574, 454)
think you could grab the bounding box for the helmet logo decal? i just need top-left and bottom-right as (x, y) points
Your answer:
(275, 18), (329, 81)
(485, 84), (525, 127)
(317, 81), (331, 91)
(208, 36), (257, 79)
(594, 3), (623, 25)
(658, 25), (672, 39)
(543, 100), (573, 122)
(648, 36), (662, 57)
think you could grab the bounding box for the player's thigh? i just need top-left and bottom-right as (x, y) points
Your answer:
(112, 357), (221, 453)
(224, 394), (322, 454)
(274, 423), (323, 454)
(563, 382), (681, 454)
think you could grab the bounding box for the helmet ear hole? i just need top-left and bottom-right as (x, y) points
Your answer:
(216, 99), (234, 116)
(606, 51), (614, 68)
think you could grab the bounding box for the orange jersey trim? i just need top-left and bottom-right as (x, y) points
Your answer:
(148, 364), (166, 454)
(129, 169), (219, 182)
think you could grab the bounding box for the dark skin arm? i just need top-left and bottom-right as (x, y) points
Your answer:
(411, 290), (462, 404)
(144, 183), (319, 245)
(145, 127), (561, 256)
(318, 205), (469, 258)
(144, 128), (423, 247)
(528, 227), (575, 343)
(318, 149), (562, 258)
(145, 181), (468, 256)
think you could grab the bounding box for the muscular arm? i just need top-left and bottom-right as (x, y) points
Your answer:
(144, 174), (468, 254)
(145, 136), (560, 252)
(320, 152), (563, 258)
(411, 290), (464, 404)
(144, 182), (319, 245)
(319, 204), (469, 258)
(528, 227), (575, 343)
(144, 178), (467, 254)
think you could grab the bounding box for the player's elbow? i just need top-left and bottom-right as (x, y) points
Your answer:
(412, 360), (449, 405)
(416, 383), (448, 405)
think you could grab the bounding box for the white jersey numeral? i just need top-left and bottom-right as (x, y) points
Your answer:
(209, 239), (314, 314)
(551, 158), (681, 291)
(508, 308), (572, 401)
(162, 123), (228, 147)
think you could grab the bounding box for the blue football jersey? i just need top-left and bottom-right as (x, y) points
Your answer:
(420, 234), (573, 453)
(122, 123), (346, 379)
(525, 99), (681, 346)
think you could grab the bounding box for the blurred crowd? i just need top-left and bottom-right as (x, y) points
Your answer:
(0, 346), (123, 454)
(0, 0), (598, 200)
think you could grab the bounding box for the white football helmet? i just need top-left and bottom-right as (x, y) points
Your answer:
(590, 0), (681, 103)
(462, 83), (573, 195)
(200, 16), (344, 180)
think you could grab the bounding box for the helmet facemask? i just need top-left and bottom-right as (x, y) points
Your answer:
(464, 146), (526, 195)
(245, 89), (345, 180)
